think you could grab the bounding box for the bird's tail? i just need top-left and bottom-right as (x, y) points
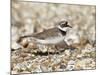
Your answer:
(17, 34), (34, 43)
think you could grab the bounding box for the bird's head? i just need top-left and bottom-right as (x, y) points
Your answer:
(57, 20), (72, 32)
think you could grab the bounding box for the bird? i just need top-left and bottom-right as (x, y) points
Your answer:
(17, 20), (72, 49)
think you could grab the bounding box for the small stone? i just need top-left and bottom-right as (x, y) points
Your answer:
(66, 65), (75, 71)
(11, 42), (21, 50)
(77, 54), (83, 59)
(20, 38), (28, 48)
(60, 63), (66, 69)
(40, 65), (48, 72)
(28, 42), (38, 49)
(17, 57), (24, 63)
(11, 71), (18, 74)
(64, 50), (71, 56)
(20, 52), (28, 58)
(68, 60), (75, 65)
(38, 45), (48, 53)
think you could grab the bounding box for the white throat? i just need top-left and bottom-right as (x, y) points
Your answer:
(58, 25), (69, 32)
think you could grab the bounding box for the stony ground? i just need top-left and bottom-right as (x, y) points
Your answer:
(11, 43), (96, 74)
(11, 0), (96, 74)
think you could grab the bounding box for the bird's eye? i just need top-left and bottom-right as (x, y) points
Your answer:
(61, 24), (67, 27)
(59, 21), (68, 27)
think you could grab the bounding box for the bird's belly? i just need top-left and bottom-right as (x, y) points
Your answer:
(36, 37), (64, 45)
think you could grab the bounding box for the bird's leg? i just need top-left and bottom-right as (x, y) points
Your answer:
(54, 45), (60, 54)
(47, 48), (50, 56)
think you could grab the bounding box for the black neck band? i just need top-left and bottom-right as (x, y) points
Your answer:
(58, 29), (66, 36)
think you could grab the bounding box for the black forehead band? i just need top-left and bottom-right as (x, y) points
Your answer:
(61, 21), (68, 25)
(59, 21), (72, 28)
(59, 21), (67, 26)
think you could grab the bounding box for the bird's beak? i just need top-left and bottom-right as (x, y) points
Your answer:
(67, 25), (72, 28)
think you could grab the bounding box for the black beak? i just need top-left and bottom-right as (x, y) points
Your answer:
(67, 25), (72, 28)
